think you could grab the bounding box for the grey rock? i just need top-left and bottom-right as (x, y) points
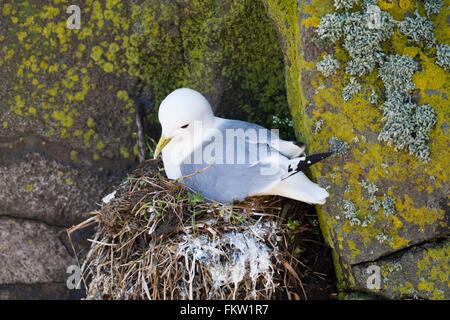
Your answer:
(353, 240), (450, 299)
(0, 217), (75, 284)
(264, 0), (450, 299)
(0, 283), (83, 300)
(0, 152), (118, 226)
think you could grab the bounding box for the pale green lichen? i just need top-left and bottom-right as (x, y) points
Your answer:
(362, 0), (376, 6)
(342, 10), (394, 77)
(316, 13), (345, 44)
(360, 179), (397, 216)
(342, 77), (361, 101)
(127, 0), (292, 137)
(378, 55), (417, 97)
(378, 55), (436, 161)
(399, 11), (435, 47)
(334, 0), (359, 11)
(360, 179), (379, 211)
(379, 99), (436, 161)
(342, 199), (361, 226)
(436, 44), (450, 71)
(382, 196), (396, 216)
(314, 118), (324, 134)
(376, 233), (393, 244)
(424, 0), (443, 17)
(317, 54), (340, 77)
(315, 4), (441, 161)
(328, 136), (349, 155)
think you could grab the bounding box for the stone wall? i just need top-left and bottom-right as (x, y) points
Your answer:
(0, 0), (290, 299)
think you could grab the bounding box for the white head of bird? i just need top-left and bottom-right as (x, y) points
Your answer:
(154, 88), (215, 161)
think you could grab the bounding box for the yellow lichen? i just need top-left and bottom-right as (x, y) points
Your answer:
(2, 3), (13, 16)
(397, 195), (443, 227)
(28, 107), (37, 115)
(52, 110), (74, 128)
(120, 146), (130, 159)
(70, 150), (78, 161)
(302, 16), (320, 28)
(102, 62), (114, 73)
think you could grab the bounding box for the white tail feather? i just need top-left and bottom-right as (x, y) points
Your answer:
(263, 172), (329, 204)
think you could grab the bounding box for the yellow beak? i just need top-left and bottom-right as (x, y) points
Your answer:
(153, 135), (171, 159)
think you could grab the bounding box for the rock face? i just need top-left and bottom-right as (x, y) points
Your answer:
(0, 217), (75, 284)
(0, 0), (144, 299)
(264, 0), (449, 299)
(4, 0), (446, 300)
(0, 152), (118, 226)
(353, 240), (449, 299)
(0, 0), (289, 298)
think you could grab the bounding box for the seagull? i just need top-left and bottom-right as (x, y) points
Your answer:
(154, 88), (332, 205)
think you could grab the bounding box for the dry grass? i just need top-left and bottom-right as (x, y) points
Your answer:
(71, 160), (310, 300)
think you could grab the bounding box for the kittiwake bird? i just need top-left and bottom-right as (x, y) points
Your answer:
(154, 88), (332, 205)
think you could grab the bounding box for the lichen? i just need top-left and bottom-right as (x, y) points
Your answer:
(399, 11), (435, 46)
(381, 196), (396, 216)
(314, 118), (324, 134)
(328, 136), (349, 155)
(424, 0), (443, 17)
(378, 54), (417, 96)
(266, 0), (449, 298)
(378, 55), (436, 161)
(317, 54), (340, 77)
(375, 233), (392, 244)
(360, 179), (397, 217)
(342, 199), (361, 226)
(360, 179), (379, 211)
(316, 13), (345, 44)
(341, 9), (394, 77)
(342, 77), (362, 101)
(436, 44), (450, 71)
(334, 0), (359, 11)
(313, 3), (444, 161)
(374, 241), (450, 299)
(378, 100), (434, 161)
(369, 88), (378, 105)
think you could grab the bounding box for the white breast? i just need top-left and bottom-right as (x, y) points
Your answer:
(161, 138), (184, 179)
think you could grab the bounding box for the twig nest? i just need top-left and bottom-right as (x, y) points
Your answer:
(78, 160), (303, 300)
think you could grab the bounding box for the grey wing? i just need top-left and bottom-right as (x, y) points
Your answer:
(179, 120), (285, 204)
(221, 119), (305, 159)
(179, 161), (282, 204)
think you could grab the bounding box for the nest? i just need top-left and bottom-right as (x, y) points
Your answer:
(72, 160), (313, 300)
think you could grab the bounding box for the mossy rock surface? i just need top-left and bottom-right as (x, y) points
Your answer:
(353, 240), (449, 299)
(0, 0), (291, 297)
(0, 0), (291, 166)
(264, 0), (449, 299)
(0, 0), (291, 222)
(0, 0), (143, 165)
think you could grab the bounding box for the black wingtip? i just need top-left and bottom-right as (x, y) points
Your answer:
(296, 151), (334, 171)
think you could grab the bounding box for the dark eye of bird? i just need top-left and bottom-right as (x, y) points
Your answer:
(181, 124), (189, 129)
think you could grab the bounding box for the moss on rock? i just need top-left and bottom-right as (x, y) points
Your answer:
(264, 0), (449, 299)
(353, 240), (449, 299)
(126, 0), (293, 137)
(1, 0), (293, 163)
